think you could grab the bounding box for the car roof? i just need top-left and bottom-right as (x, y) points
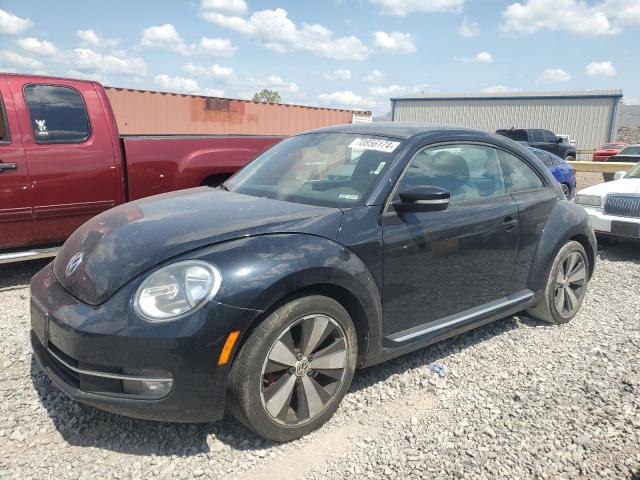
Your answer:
(303, 122), (487, 140)
(526, 146), (564, 161)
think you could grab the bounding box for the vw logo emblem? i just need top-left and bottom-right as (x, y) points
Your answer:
(294, 358), (311, 377)
(65, 252), (83, 277)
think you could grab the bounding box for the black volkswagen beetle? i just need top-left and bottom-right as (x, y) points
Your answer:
(31, 123), (596, 441)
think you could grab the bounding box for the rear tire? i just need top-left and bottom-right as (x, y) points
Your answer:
(561, 183), (571, 200)
(565, 155), (576, 162)
(228, 295), (357, 442)
(527, 241), (589, 325)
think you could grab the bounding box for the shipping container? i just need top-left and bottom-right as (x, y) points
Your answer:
(105, 87), (371, 136)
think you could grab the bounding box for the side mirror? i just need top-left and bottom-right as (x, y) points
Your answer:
(613, 171), (627, 180)
(556, 137), (563, 144)
(395, 186), (450, 212)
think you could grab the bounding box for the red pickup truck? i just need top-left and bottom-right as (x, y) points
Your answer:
(0, 73), (281, 263)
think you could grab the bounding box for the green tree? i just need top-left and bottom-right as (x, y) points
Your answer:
(252, 89), (281, 103)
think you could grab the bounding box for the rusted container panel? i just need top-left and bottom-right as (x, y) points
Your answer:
(105, 87), (370, 135)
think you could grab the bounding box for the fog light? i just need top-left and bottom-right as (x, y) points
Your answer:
(121, 368), (173, 398)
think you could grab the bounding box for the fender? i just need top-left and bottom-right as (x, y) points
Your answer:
(527, 201), (596, 294)
(190, 233), (383, 366)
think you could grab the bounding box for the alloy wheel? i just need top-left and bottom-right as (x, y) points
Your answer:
(561, 184), (570, 200)
(260, 314), (348, 426)
(554, 251), (587, 317)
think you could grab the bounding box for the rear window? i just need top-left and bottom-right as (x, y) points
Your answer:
(530, 150), (553, 167)
(496, 129), (528, 142)
(620, 146), (640, 155)
(24, 84), (90, 143)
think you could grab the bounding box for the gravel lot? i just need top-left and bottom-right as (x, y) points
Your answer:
(0, 231), (638, 479)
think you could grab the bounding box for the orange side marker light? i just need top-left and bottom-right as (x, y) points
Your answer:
(218, 330), (240, 365)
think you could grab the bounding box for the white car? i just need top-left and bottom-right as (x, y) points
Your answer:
(574, 164), (640, 239)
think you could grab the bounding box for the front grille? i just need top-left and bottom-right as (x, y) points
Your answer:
(604, 194), (640, 218)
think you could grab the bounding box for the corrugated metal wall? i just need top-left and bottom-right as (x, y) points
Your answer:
(105, 88), (366, 136)
(393, 97), (619, 151)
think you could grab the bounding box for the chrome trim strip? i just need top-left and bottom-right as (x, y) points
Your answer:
(47, 349), (172, 383)
(0, 247), (58, 265)
(389, 290), (534, 344)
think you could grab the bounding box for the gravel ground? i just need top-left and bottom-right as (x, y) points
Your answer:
(1, 241), (639, 480)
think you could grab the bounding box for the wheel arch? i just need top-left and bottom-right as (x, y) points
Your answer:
(527, 202), (597, 293)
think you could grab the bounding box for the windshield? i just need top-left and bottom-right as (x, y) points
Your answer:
(225, 133), (402, 207)
(602, 143), (625, 149)
(626, 163), (640, 178)
(620, 146), (640, 155)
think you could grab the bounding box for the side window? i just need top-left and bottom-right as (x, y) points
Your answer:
(24, 84), (90, 143)
(542, 130), (557, 143)
(499, 150), (544, 192)
(0, 93), (9, 142)
(530, 130), (544, 142)
(398, 144), (506, 203)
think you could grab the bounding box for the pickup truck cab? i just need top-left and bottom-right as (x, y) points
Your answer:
(496, 128), (577, 161)
(0, 74), (281, 261)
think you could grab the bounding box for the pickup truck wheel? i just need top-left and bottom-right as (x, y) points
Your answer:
(527, 241), (589, 325)
(228, 295), (357, 442)
(565, 155), (576, 162)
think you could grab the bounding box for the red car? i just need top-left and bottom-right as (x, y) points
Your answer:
(592, 143), (627, 162)
(0, 73), (282, 262)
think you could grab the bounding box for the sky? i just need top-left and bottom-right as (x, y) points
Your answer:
(0, 0), (638, 114)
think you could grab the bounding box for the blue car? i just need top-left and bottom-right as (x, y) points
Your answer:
(527, 147), (576, 199)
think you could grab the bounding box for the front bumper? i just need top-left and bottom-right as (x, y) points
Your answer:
(584, 207), (640, 238)
(30, 262), (260, 423)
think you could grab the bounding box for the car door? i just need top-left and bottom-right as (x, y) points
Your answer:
(498, 149), (557, 290)
(381, 143), (521, 336)
(8, 78), (122, 245)
(528, 129), (547, 151)
(0, 78), (33, 249)
(541, 130), (562, 157)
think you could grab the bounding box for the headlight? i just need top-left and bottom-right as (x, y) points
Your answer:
(134, 260), (222, 321)
(575, 194), (602, 207)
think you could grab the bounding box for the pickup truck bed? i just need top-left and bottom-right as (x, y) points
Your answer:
(0, 73), (281, 260)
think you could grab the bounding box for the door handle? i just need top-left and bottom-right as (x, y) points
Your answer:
(502, 217), (519, 231)
(0, 162), (17, 172)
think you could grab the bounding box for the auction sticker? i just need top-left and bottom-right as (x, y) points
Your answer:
(349, 138), (400, 153)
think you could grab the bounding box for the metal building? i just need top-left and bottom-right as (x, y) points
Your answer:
(391, 90), (622, 151)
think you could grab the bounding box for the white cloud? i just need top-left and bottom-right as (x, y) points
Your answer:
(200, 0), (247, 15)
(369, 84), (411, 97)
(0, 9), (32, 35)
(482, 85), (522, 93)
(0, 50), (43, 70)
(199, 37), (237, 56)
(372, 31), (416, 54)
(155, 74), (200, 92)
(67, 69), (109, 84)
(364, 70), (385, 83)
(539, 68), (571, 82)
(500, 0), (618, 36)
(602, 0), (640, 25)
(199, 6), (370, 60)
(76, 30), (119, 48)
(73, 48), (147, 76)
(141, 24), (192, 55)
(585, 60), (616, 76)
(324, 69), (352, 80)
(250, 75), (300, 94)
(317, 90), (376, 109)
(199, 87), (226, 97)
(458, 17), (480, 37)
(368, 0), (464, 16)
(183, 62), (235, 81)
(456, 51), (493, 63)
(16, 37), (58, 56)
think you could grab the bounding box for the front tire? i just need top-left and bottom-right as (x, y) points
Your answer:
(228, 295), (357, 441)
(527, 241), (589, 324)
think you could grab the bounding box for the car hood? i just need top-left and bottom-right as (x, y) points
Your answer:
(578, 178), (640, 196)
(54, 187), (343, 305)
